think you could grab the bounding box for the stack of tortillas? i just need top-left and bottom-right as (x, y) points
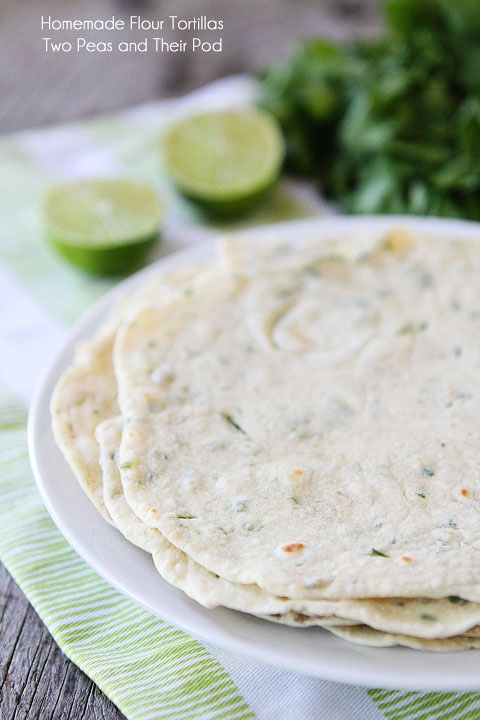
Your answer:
(51, 225), (480, 651)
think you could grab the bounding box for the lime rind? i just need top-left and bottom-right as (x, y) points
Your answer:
(49, 233), (158, 275)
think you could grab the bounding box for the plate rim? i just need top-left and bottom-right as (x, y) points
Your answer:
(28, 214), (480, 690)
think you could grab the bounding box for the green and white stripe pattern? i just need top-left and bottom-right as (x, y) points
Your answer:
(0, 385), (254, 720)
(1, 76), (479, 720)
(368, 691), (480, 720)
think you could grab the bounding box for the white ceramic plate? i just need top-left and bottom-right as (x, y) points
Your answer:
(29, 216), (480, 690)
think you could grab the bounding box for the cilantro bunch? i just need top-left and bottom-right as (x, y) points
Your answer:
(259, 0), (480, 219)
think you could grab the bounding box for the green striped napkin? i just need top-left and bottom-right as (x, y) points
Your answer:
(1, 76), (479, 720)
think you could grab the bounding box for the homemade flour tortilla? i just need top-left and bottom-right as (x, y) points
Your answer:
(327, 625), (480, 652)
(50, 327), (118, 521)
(115, 233), (480, 601)
(98, 416), (156, 552)
(50, 265), (214, 520)
(97, 416), (480, 640)
(98, 416), (355, 623)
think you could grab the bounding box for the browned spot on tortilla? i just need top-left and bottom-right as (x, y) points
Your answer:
(461, 488), (472, 499)
(384, 229), (414, 253)
(282, 542), (305, 554)
(401, 556), (414, 564)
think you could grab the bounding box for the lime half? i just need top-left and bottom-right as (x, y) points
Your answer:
(42, 179), (163, 275)
(164, 110), (285, 216)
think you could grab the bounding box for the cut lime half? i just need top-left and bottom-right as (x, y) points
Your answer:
(42, 179), (163, 275)
(164, 109), (285, 216)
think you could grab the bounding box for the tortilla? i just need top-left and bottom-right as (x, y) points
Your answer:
(115, 232), (480, 601)
(327, 625), (480, 652)
(97, 416), (480, 639)
(51, 326), (118, 521)
(50, 265), (213, 520)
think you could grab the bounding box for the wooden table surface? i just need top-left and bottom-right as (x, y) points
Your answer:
(0, 1), (380, 717)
